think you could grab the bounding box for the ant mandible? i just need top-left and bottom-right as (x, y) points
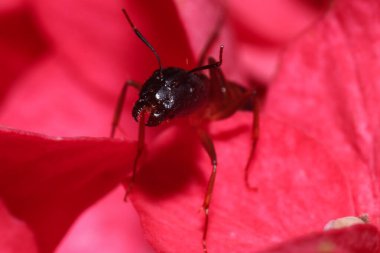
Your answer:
(110, 8), (260, 253)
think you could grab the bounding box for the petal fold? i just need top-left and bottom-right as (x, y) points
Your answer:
(0, 128), (135, 252)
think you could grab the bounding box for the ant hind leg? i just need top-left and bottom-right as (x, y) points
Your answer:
(204, 64), (261, 191)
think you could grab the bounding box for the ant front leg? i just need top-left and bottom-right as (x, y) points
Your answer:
(124, 109), (146, 200)
(196, 128), (217, 253)
(110, 80), (144, 201)
(110, 80), (142, 138)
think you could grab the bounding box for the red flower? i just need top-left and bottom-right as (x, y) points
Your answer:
(0, 0), (379, 253)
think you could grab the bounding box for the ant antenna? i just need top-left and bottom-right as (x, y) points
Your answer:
(122, 9), (163, 80)
(188, 45), (224, 73)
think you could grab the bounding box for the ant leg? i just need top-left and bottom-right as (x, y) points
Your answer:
(244, 92), (260, 191)
(123, 109), (146, 201)
(110, 80), (141, 138)
(205, 60), (261, 190)
(196, 128), (217, 253)
(197, 16), (224, 67)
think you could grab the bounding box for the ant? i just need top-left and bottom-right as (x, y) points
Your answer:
(111, 8), (261, 253)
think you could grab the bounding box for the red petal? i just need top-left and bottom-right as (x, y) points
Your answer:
(225, 0), (329, 43)
(174, 0), (329, 83)
(266, 0), (380, 221)
(55, 188), (154, 253)
(29, 0), (193, 92)
(0, 6), (47, 101)
(226, 0), (330, 82)
(131, 114), (353, 252)
(0, 128), (135, 252)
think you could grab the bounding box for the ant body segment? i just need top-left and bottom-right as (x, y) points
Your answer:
(111, 9), (260, 253)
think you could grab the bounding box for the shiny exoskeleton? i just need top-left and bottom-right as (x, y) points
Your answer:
(111, 9), (261, 253)
(132, 68), (209, 126)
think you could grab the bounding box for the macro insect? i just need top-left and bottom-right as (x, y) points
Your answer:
(110, 8), (261, 253)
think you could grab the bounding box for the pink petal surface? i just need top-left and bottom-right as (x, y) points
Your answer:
(0, 200), (38, 253)
(266, 0), (380, 222)
(226, 0), (330, 42)
(174, 0), (329, 83)
(224, 0), (331, 81)
(131, 114), (353, 252)
(0, 128), (135, 252)
(55, 187), (154, 253)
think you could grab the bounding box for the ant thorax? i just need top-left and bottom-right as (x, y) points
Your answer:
(132, 67), (209, 126)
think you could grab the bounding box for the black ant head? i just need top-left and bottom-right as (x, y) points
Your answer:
(132, 67), (208, 126)
(123, 9), (208, 126)
(132, 68), (183, 126)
